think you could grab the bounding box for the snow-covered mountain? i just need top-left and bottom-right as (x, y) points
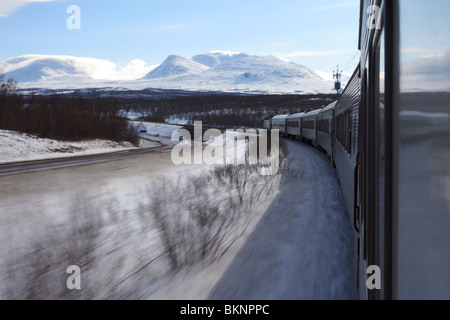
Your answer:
(0, 55), (94, 82)
(0, 55), (155, 83)
(205, 55), (325, 86)
(143, 55), (209, 79)
(0, 52), (334, 94)
(138, 52), (332, 94)
(191, 51), (249, 68)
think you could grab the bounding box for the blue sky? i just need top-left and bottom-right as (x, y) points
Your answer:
(0, 0), (361, 77)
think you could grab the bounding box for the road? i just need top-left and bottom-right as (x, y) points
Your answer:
(0, 137), (175, 176)
(0, 134), (201, 300)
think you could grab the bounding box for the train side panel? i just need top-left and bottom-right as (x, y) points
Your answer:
(271, 115), (289, 135)
(317, 101), (337, 161)
(301, 109), (321, 147)
(287, 113), (304, 138)
(333, 68), (360, 224)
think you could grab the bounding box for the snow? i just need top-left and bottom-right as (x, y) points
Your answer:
(129, 139), (357, 299)
(0, 123), (181, 164)
(0, 130), (139, 164)
(209, 50), (242, 56)
(0, 126), (272, 299)
(143, 55), (209, 79)
(0, 127), (357, 299)
(131, 121), (183, 139)
(0, 147), (194, 299)
(118, 110), (144, 120)
(191, 52), (248, 68)
(0, 54), (156, 82)
(2, 52), (334, 94)
(208, 140), (358, 299)
(165, 117), (190, 125)
(135, 53), (333, 94)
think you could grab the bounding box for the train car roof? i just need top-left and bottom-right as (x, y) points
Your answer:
(303, 108), (322, 117)
(287, 112), (306, 119)
(272, 114), (290, 120)
(319, 101), (338, 113)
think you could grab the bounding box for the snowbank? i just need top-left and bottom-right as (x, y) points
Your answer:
(131, 121), (183, 139)
(0, 130), (137, 164)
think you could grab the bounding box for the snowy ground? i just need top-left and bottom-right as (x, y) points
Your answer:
(209, 140), (358, 300)
(142, 140), (358, 300)
(131, 121), (183, 139)
(0, 126), (357, 300)
(0, 130), (140, 164)
(0, 121), (181, 164)
(0, 124), (279, 299)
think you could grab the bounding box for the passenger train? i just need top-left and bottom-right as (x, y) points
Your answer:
(264, 0), (450, 300)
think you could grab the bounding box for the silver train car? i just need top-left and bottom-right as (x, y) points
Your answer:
(264, 0), (450, 300)
(286, 112), (304, 139)
(301, 109), (321, 147)
(271, 114), (289, 136)
(316, 101), (337, 162)
(263, 119), (272, 131)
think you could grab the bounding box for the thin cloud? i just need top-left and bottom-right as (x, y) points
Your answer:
(0, 0), (59, 17)
(282, 50), (353, 58)
(0, 54), (158, 81)
(309, 1), (359, 12)
(400, 48), (434, 54)
(133, 23), (190, 35)
(401, 49), (450, 91)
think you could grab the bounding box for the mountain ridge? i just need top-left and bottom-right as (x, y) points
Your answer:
(143, 55), (209, 79)
(0, 52), (335, 94)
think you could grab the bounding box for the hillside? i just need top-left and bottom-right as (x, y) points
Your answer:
(1, 52), (334, 94)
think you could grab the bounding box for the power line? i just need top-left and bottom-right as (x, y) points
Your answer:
(337, 51), (359, 68)
(338, 51), (360, 73)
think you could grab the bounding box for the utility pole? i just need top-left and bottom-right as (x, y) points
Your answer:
(333, 65), (342, 94)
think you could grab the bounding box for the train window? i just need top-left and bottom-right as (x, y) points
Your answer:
(336, 110), (352, 154)
(288, 121), (299, 128)
(317, 119), (330, 134)
(303, 120), (314, 130)
(393, 0), (450, 299)
(378, 29), (386, 300)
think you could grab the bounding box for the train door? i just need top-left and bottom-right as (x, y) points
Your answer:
(314, 117), (318, 148)
(356, 67), (366, 299)
(361, 25), (383, 302)
(357, 0), (387, 300)
(330, 109), (335, 165)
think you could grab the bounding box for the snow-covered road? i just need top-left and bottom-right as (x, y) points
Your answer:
(209, 139), (358, 300)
